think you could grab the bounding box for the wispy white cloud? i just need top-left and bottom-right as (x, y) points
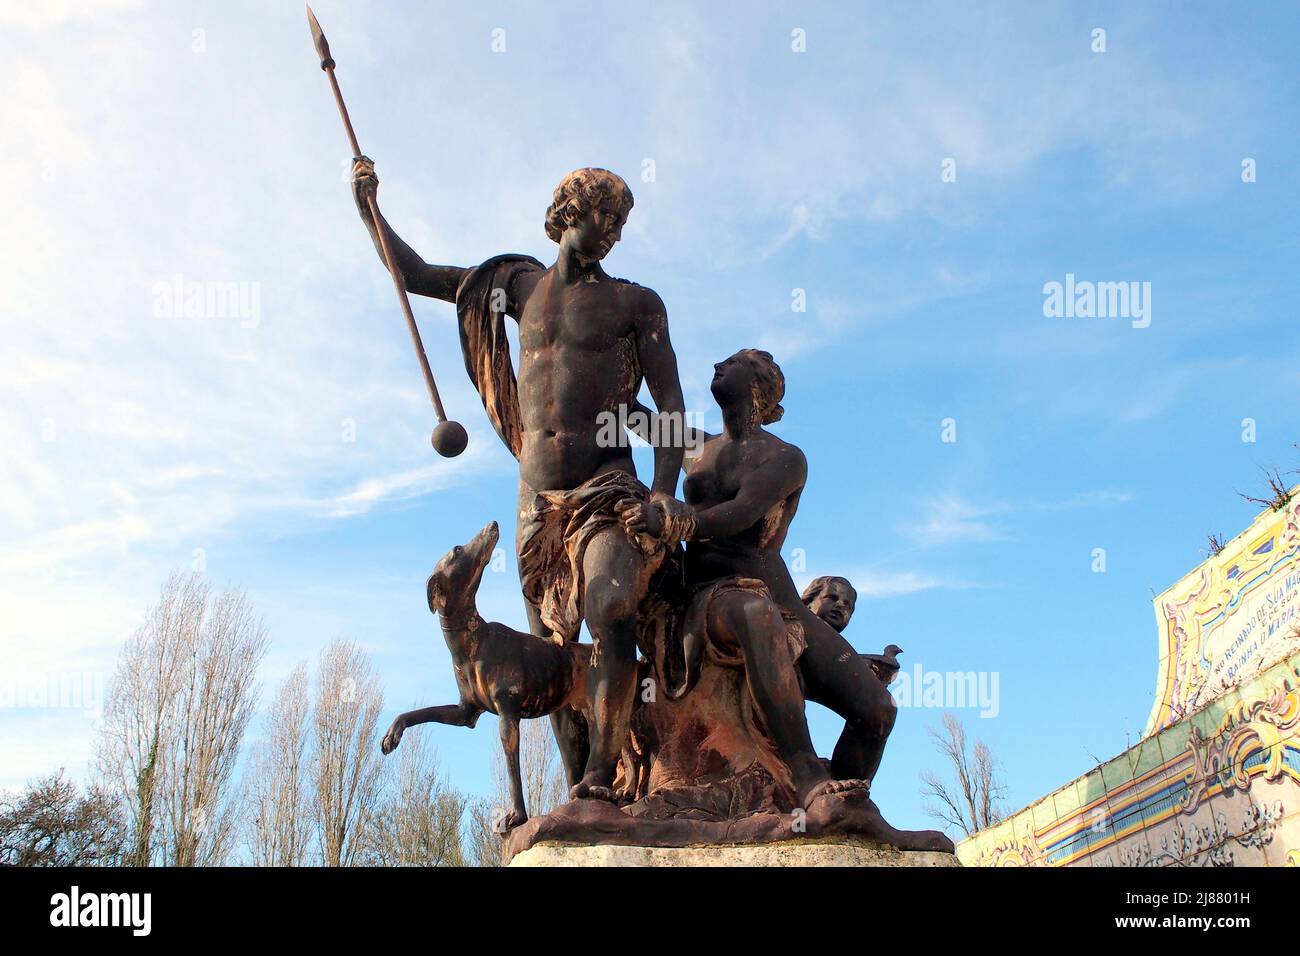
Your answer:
(0, 0), (142, 30)
(311, 442), (512, 519)
(792, 564), (975, 604)
(911, 495), (1005, 547)
(846, 569), (971, 600)
(906, 489), (1136, 547)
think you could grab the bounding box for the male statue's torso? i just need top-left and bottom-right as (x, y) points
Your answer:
(513, 268), (651, 492)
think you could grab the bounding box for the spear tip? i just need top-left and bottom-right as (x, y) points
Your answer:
(305, 4), (334, 70)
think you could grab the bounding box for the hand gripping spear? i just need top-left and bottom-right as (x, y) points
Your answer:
(306, 5), (468, 458)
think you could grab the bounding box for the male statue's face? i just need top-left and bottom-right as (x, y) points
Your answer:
(810, 581), (856, 632)
(566, 199), (627, 261)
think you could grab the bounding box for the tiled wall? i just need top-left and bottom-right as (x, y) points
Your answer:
(957, 652), (1300, 867)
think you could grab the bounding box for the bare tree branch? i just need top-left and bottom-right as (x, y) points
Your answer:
(0, 770), (125, 866)
(312, 639), (383, 866)
(160, 586), (268, 865)
(97, 571), (266, 866)
(245, 661), (312, 866)
(920, 712), (1007, 837)
(361, 732), (467, 866)
(466, 799), (503, 868)
(1236, 466), (1292, 512)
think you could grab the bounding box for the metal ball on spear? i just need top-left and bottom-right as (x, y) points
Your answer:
(306, 4), (467, 458)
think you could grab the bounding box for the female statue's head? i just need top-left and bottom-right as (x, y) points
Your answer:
(544, 168), (634, 259)
(711, 348), (786, 426)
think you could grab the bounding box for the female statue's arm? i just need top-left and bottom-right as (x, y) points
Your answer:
(688, 446), (805, 540)
(619, 444), (805, 544)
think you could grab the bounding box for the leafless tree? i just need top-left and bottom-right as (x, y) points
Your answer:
(312, 639), (383, 866)
(465, 798), (503, 867)
(467, 718), (567, 867)
(159, 586), (268, 865)
(245, 661), (312, 866)
(97, 571), (199, 866)
(97, 571), (267, 866)
(362, 732), (468, 866)
(0, 770), (125, 866)
(920, 712), (1007, 838)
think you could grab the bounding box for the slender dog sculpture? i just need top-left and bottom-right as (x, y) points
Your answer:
(380, 521), (591, 832)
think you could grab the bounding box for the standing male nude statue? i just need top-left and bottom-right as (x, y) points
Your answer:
(352, 160), (686, 801)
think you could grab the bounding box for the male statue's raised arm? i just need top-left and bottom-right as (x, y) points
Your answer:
(351, 156), (468, 303)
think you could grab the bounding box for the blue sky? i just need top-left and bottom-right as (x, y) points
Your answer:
(3, 1), (1300, 835)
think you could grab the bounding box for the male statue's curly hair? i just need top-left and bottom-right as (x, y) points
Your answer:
(544, 168), (634, 243)
(736, 348), (786, 425)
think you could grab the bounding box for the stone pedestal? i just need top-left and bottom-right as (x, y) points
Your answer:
(508, 839), (962, 867)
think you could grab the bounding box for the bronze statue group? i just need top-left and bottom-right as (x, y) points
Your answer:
(355, 163), (952, 854)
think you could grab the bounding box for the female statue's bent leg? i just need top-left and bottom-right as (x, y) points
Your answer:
(705, 589), (833, 806)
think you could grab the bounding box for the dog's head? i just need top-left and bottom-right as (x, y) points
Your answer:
(427, 520), (499, 615)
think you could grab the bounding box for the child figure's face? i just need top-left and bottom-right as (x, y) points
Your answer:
(809, 580), (857, 632)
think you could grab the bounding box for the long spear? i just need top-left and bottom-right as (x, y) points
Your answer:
(306, 4), (467, 458)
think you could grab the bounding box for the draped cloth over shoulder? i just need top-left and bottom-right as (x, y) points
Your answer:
(454, 253), (546, 459)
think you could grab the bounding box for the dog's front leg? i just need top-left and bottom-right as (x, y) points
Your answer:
(381, 702), (481, 755)
(495, 710), (528, 833)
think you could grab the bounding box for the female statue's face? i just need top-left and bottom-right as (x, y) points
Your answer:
(710, 352), (756, 410)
